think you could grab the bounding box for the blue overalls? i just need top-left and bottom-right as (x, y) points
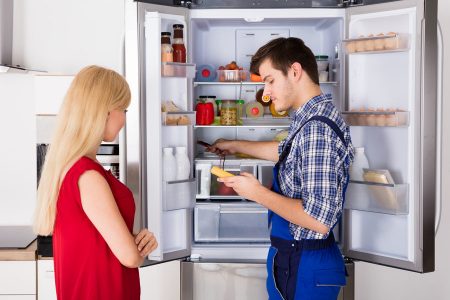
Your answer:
(266, 116), (349, 300)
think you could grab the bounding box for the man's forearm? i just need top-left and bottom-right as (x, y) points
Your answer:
(255, 187), (329, 235)
(233, 140), (279, 162)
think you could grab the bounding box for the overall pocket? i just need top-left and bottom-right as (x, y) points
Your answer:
(312, 269), (346, 299)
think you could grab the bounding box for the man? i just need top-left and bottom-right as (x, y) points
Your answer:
(208, 37), (354, 300)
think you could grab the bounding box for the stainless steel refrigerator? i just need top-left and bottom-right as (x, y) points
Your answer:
(123, 0), (439, 298)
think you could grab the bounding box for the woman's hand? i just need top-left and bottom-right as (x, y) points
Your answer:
(135, 229), (158, 257)
(207, 139), (236, 156)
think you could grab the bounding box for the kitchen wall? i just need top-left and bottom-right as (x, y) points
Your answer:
(12, 0), (125, 74)
(10, 0), (450, 299)
(353, 1), (450, 299)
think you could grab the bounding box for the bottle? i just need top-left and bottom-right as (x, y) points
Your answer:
(175, 146), (190, 180)
(163, 147), (177, 181)
(161, 32), (173, 63)
(172, 24), (186, 63)
(349, 147), (370, 181)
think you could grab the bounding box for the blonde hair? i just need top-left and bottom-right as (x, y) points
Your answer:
(33, 65), (131, 235)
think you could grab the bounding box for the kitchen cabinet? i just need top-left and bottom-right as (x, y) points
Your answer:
(37, 260), (56, 300)
(34, 75), (73, 115)
(140, 260), (180, 300)
(0, 261), (36, 297)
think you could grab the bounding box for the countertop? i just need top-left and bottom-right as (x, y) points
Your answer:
(0, 240), (37, 261)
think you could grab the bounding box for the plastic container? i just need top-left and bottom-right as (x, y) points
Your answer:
(349, 147), (370, 181)
(315, 55), (329, 72)
(220, 100), (238, 125)
(163, 147), (177, 181)
(196, 65), (216, 82)
(217, 70), (240, 82)
(175, 146), (191, 180)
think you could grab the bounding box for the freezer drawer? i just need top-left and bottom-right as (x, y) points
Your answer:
(181, 260), (354, 300)
(194, 203), (270, 243)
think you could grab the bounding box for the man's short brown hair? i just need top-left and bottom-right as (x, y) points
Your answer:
(250, 37), (319, 85)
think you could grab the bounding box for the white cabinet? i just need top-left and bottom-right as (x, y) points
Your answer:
(139, 260), (180, 300)
(0, 261), (36, 297)
(37, 260), (56, 300)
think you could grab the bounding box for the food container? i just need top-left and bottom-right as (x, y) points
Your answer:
(315, 55), (329, 72)
(217, 69), (249, 82)
(236, 100), (245, 125)
(342, 32), (409, 54)
(220, 100), (238, 125)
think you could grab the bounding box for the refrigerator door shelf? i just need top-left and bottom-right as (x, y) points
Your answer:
(344, 180), (409, 215)
(341, 110), (409, 127)
(162, 62), (196, 78)
(342, 32), (410, 54)
(162, 111), (196, 126)
(162, 178), (196, 211)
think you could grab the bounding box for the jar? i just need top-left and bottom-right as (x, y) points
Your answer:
(315, 55), (329, 72)
(236, 99), (245, 124)
(207, 96), (217, 116)
(220, 100), (237, 126)
(161, 32), (173, 63)
(172, 24), (186, 63)
(215, 99), (222, 117)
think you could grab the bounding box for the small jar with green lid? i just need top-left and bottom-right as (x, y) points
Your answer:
(236, 99), (245, 125)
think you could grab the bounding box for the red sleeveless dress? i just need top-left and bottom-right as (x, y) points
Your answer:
(53, 157), (140, 300)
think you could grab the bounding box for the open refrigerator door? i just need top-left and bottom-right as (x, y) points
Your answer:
(342, 0), (437, 273)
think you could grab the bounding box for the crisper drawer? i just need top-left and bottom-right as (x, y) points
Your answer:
(194, 203), (269, 243)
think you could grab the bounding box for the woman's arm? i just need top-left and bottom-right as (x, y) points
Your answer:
(79, 170), (155, 268)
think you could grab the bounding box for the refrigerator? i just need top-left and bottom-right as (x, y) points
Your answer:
(124, 0), (439, 298)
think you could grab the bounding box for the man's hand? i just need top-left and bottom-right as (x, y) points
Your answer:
(206, 139), (237, 156)
(217, 172), (267, 202)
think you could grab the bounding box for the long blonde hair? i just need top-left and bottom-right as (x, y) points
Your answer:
(34, 65), (131, 235)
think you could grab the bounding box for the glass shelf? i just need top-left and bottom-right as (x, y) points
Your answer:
(162, 111), (195, 126)
(341, 110), (409, 127)
(161, 62), (196, 78)
(162, 178), (196, 211)
(194, 81), (337, 86)
(344, 180), (409, 215)
(342, 33), (410, 55)
(195, 116), (291, 128)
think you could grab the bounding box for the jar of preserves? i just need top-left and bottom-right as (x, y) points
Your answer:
(220, 100), (237, 126)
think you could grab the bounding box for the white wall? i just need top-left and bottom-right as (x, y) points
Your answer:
(354, 1), (450, 299)
(12, 0), (125, 74)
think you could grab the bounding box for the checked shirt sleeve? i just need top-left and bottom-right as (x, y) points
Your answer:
(297, 121), (343, 237)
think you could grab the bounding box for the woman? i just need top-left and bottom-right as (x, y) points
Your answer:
(34, 65), (157, 300)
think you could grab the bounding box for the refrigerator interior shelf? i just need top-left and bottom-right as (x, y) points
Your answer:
(162, 111), (195, 126)
(341, 110), (409, 127)
(344, 180), (409, 215)
(162, 178), (196, 211)
(161, 62), (196, 78)
(194, 81), (337, 86)
(342, 33), (410, 54)
(194, 81), (264, 86)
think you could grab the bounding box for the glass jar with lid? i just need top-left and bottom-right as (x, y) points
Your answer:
(236, 99), (245, 125)
(220, 100), (238, 126)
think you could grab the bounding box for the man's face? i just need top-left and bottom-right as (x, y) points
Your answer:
(259, 59), (295, 113)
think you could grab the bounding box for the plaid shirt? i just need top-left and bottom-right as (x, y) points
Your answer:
(277, 94), (354, 240)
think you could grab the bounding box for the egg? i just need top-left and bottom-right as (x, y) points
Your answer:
(356, 35), (366, 52)
(365, 34), (375, 51)
(374, 33), (385, 51)
(375, 108), (386, 126)
(384, 32), (398, 50)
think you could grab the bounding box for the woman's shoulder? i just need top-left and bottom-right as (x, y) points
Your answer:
(61, 156), (106, 185)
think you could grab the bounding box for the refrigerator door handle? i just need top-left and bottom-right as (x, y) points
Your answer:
(435, 20), (443, 235)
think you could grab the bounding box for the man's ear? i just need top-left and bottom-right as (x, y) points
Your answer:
(291, 62), (302, 80)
